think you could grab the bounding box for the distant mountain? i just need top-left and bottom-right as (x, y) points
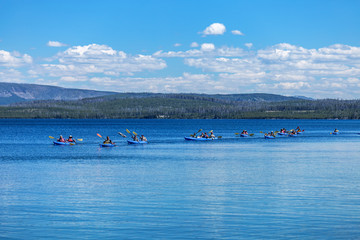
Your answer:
(0, 82), (116, 105)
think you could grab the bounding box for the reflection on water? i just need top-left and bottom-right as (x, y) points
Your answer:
(1, 119), (360, 238)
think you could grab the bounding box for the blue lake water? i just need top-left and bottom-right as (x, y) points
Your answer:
(1, 119), (360, 239)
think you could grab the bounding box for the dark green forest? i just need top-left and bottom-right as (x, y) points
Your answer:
(0, 93), (359, 119)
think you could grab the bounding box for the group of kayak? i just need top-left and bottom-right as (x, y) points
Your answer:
(263, 126), (304, 139)
(52, 129), (148, 147)
(52, 127), (344, 145)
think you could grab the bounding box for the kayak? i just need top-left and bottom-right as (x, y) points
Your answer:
(53, 141), (74, 145)
(264, 135), (275, 139)
(296, 131), (302, 134)
(127, 140), (148, 144)
(289, 134), (297, 137)
(100, 143), (116, 147)
(332, 132), (339, 135)
(184, 137), (218, 141)
(240, 134), (248, 137)
(278, 132), (288, 136)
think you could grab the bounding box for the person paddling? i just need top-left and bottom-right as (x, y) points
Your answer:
(67, 135), (76, 143)
(57, 135), (65, 143)
(140, 135), (147, 142)
(103, 136), (113, 144)
(132, 134), (139, 141)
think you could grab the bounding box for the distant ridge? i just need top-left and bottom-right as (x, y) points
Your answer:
(0, 82), (311, 106)
(0, 82), (116, 105)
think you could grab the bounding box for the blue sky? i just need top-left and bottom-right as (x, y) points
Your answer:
(1, 0), (360, 98)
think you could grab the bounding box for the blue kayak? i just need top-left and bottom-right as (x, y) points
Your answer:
(184, 137), (218, 141)
(264, 135), (275, 139)
(296, 131), (303, 134)
(278, 132), (288, 136)
(53, 141), (74, 145)
(240, 134), (248, 137)
(127, 140), (148, 144)
(100, 143), (116, 147)
(332, 132), (339, 135)
(289, 134), (297, 137)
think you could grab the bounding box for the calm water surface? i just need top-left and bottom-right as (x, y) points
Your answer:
(1, 119), (360, 239)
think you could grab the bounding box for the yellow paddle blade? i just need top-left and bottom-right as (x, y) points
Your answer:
(235, 133), (240, 135)
(260, 131), (263, 133)
(133, 131), (138, 136)
(77, 138), (83, 141)
(97, 133), (103, 138)
(126, 129), (131, 134)
(49, 136), (55, 139)
(217, 136), (222, 139)
(249, 133), (254, 136)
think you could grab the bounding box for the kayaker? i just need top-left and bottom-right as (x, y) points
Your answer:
(140, 135), (147, 142)
(67, 135), (76, 143)
(204, 132), (209, 138)
(270, 131), (275, 137)
(200, 132), (205, 138)
(210, 131), (215, 138)
(334, 128), (339, 132)
(103, 136), (113, 144)
(132, 135), (139, 141)
(57, 135), (65, 142)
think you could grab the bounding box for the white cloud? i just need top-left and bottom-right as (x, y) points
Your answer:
(190, 42), (199, 48)
(153, 46), (245, 58)
(174, 43), (182, 47)
(232, 30), (244, 36)
(0, 50), (32, 67)
(245, 43), (253, 49)
(201, 23), (226, 36)
(201, 43), (215, 51)
(60, 76), (88, 82)
(37, 44), (167, 77)
(47, 41), (67, 47)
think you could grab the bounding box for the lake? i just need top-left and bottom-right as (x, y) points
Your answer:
(1, 119), (360, 239)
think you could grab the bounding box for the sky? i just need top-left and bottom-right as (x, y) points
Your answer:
(1, 0), (360, 99)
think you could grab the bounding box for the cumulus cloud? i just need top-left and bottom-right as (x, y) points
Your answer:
(190, 42), (199, 48)
(0, 50), (32, 67)
(201, 23), (226, 36)
(245, 43), (253, 49)
(174, 43), (182, 47)
(201, 43), (215, 51)
(232, 30), (244, 36)
(47, 41), (67, 47)
(37, 44), (167, 77)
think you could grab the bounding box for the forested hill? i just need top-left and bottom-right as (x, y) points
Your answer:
(0, 82), (116, 105)
(1, 92), (360, 119)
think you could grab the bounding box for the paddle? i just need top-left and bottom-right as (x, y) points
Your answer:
(235, 132), (254, 136)
(126, 129), (133, 136)
(118, 132), (127, 138)
(49, 135), (82, 141)
(190, 129), (202, 137)
(133, 131), (138, 136)
(97, 133), (105, 139)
